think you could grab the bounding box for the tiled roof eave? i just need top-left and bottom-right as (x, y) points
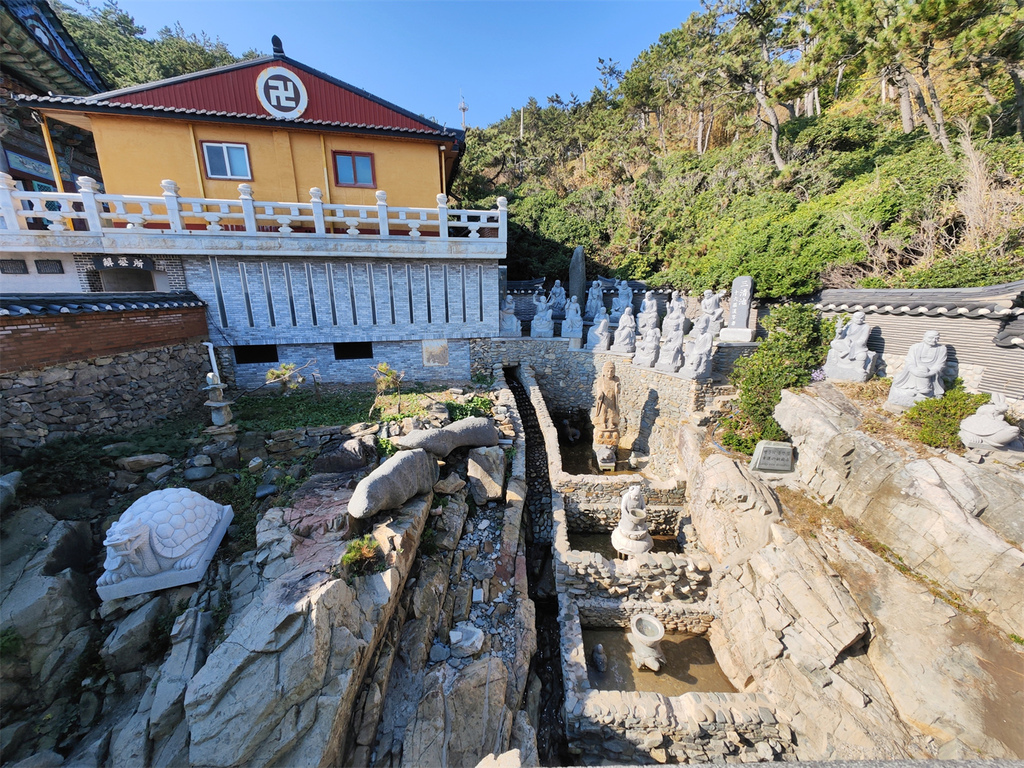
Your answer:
(0, 291), (206, 317)
(815, 303), (1024, 319)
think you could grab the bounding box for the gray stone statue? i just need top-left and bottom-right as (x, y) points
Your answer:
(886, 331), (948, 411)
(611, 306), (637, 354)
(655, 327), (685, 373)
(668, 289), (686, 318)
(632, 327), (660, 369)
(700, 289), (726, 336)
(499, 295), (521, 337)
(959, 394), (1023, 454)
(548, 279), (567, 314)
(681, 329), (714, 380)
(585, 280), (604, 318)
(561, 296), (584, 338)
(611, 485), (653, 557)
(824, 312), (877, 382)
(662, 303), (686, 339)
(587, 316), (612, 351)
(637, 291), (659, 336)
(531, 305), (554, 338)
(610, 280), (633, 324)
(592, 361), (621, 470)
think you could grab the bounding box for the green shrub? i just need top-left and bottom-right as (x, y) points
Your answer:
(234, 389), (376, 432)
(376, 437), (397, 457)
(444, 396), (492, 421)
(341, 535), (384, 578)
(720, 304), (828, 454)
(898, 380), (989, 452)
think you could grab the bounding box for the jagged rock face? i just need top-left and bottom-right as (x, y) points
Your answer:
(774, 386), (1024, 637)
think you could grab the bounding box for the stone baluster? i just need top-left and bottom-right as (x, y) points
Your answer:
(237, 183), (257, 232)
(0, 172), (22, 230)
(436, 193), (449, 240)
(160, 179), (183, 232)
(376, 190), (389, 237)
(76, 176), (104, 232)
(309, 187), (326, 234)
(497, 196), (508, 242)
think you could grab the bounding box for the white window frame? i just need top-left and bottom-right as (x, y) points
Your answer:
(201, 142), (252, 181)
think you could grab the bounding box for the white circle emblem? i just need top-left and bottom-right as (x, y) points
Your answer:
(255, 66), (308, 119)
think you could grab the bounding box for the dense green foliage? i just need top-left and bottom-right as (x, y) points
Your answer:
(898, 380), (991, 451)
(720, 305), (828, 453)
(233, 390), (377, 432)
(54, 1), (258, 89)
(444, 395), (493, 421)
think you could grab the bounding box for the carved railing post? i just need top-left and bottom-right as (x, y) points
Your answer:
(375, 190), (389, 237)
(0, 172), (22, 230)
(76, 176), (104, 231)
(160, 179), (183, 232)
(310, 187), (326, 234)
(436, 193), (449, 240)
(497, 196), (508, 243)
(238, 183), (257, 232)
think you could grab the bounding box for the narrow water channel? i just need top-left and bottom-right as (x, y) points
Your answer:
(506, 367), (573, 767)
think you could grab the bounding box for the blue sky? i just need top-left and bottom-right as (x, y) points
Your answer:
(115, 1), (701, 128)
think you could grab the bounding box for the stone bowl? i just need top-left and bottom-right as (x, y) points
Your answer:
(631, 613), (665, 645)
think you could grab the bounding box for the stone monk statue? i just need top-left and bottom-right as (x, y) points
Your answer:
(824, 311), (877, 382)
(585, 280), (604, 318)
(886, 331), (948, 410)
(593, 361), (621, 433)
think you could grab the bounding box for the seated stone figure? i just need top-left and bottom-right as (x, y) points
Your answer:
(531, 305), (555, 338)
(587, 317), (612, 351)
(610, 306), (637, 354)
(610, 280), (633, 324)
(638, 291), (659, 336)
(548, 279), (567, 314)
(632, 327), (661, 369)
(499, 295), (521, 337)
(680, 330), (713, 380)
(700, 289), (726, 336)
(655, 327), (685, 373)
(662, 304), (686, 339)
(824, 312), (877, 382)
(611, 485), (653, 557)
(886, 331), (948, 410)
(668, 289), (686, 318)
(561, 296), (584, 338)
(959, 394), (1023, 453)
(585, 280), (604, 318)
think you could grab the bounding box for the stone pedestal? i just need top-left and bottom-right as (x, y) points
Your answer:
(719, 327), (755, 342)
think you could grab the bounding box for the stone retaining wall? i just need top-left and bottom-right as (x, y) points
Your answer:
(0, 341), (210, 455)
(575, 599), (713, 634)
(473, 338), (719, 477)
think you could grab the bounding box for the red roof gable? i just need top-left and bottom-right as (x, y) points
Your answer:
(98, 58), (438, 134)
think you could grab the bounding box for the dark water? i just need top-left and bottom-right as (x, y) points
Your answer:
(567, 533), (681, 561)
(582, 629), (737, 696)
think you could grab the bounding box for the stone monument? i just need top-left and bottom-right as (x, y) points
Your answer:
(611, 485), (653, 557)
(632, 327), (660, 369)
(628, 614), (667, 672)
(719, 276), (756, 342)
(96, 488), (234, 601)
(885, 331), (948, 411)
(592, 361), (620, 471)
(587, 316), (612, 351)
(680, 329), (714, 380)
(499, 295), (522, 337)
(561, 296), (584, 342)
(204, 372), (234, 427)
(549, 279), (567, 314)
(610, 307), (637, 354)
(750, 440), (794, 472)
(959, 394), (1024, 454)
(585, 280), (604, 319)
(569, 245), (586, 309)
(823, 311), (877, 382)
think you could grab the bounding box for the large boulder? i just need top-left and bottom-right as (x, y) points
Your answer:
(468, 446), (506, 505)
(392, 417), (499, 458)
(348, 449), (439, 520)
(311, 437), (376, 473)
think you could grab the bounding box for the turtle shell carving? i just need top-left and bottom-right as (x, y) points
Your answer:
(98, 488), (229, 586)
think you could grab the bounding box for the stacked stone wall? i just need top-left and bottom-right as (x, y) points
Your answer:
(0, 341), (210, 455)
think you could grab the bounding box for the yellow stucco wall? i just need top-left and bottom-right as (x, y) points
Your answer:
(88, 115), (444, 208)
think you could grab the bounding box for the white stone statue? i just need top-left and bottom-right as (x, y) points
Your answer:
(681, 329), (713, 380)
(587, 317), (612, 351)
(886, 331), (948, 410)
(499, 295), (521, 337)
(585, 280), (604, 318)
(531, 305), (555, 338)
(668, 289), (686, 318)
(610, 280), (633, 323)
(561, 296), (584, 338)
(655, 327), (685, 373)
(637, 291), (659, 336)
(688, 312), (712, 349)
(548, 280), (567, 313)
(824, 312), (877, 382)
(611, 485), (653, 557)
(610, 307), (637, 354)
(700, 289), (726, 336)
(662, 303), (686, 339)
(532, 289), (550, 316)
(632, 327), (660, 369)
(97, 488), (233, 600)
(628, 614), (666, 672)
(959, 394), (1023, 453)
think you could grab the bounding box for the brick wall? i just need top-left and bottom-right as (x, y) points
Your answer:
(0, 307), (209, 374)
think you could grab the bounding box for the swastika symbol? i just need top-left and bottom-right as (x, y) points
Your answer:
(264, 76), (299, 109)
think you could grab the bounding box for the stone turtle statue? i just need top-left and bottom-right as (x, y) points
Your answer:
(959, 394), (1024, 453)
(98, 488), (231, 586)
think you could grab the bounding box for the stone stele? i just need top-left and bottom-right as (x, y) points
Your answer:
(750, 440), (794, 473)
(719, 276), (756, 342)
(96, 488), (233, 601)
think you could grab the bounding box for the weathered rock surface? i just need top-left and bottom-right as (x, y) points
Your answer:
(468, 446), (506, 505)
(100, 595), (169, 674)
(392, 416), (499, 457)
(311, 436), (376, 473)
(0, 470), (22, 512)
(775, 386), (1024, 636)
(116, 454), (173, 472)
(348, 448), (439, 520)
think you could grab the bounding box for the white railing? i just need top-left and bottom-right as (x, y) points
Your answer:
(0, 173), (507, 242)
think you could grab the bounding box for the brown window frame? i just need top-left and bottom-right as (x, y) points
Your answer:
(200, 141), (253, 181)
(332, 151), (376, 188)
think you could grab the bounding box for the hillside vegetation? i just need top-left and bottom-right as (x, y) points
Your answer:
(454, 1), (1024, 295)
